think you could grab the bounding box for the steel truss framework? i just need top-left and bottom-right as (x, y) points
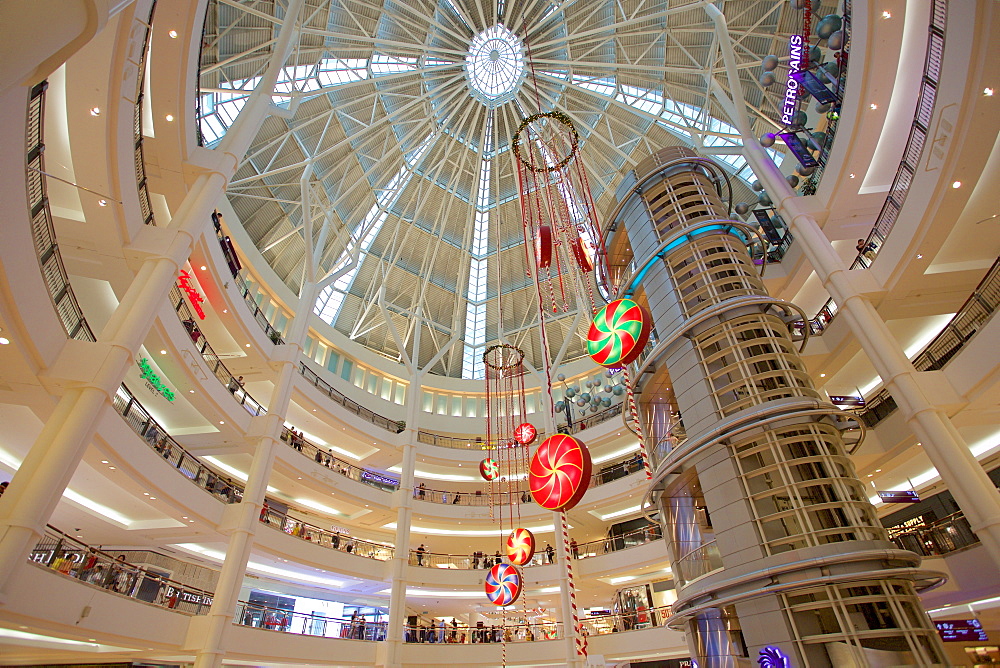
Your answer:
(198, 0), (804, 378)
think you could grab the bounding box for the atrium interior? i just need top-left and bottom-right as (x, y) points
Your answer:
(0, 0), (998, 666)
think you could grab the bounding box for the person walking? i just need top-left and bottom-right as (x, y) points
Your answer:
(416, 543), (426, 566)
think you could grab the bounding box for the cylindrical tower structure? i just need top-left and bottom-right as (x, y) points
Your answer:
(604, 148), (946, 667)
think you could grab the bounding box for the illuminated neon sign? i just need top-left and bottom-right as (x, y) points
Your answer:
(138, 357), (175, 401)
(177, 270), (206, 319)
(780, 35), (805, 126)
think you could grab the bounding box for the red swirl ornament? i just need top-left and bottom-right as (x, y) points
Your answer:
(529, 434), (593, 511)
(514, 422), (537, 446)
(485, 563), (522, 606)
(506, 528), (536, 566)
(479, 458), (499, 481)
(587, 298), (652, 367)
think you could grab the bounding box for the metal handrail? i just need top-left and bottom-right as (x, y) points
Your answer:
(215, 228), (285, 343)
(282, 427), (399, 491)
(405, 620), (561, 643)
(258, 507), (395, 561)
(113, 383), (245, 502)
(887, 510), (979, 557)
(31, 525), (214, 614)
(133, 2), (157, 226)
(298, 362), (403, 433)
(858, 257), (1000, 427)
(25, 81), (97, 342)
(235, 600), (387, 640)
(169, 284), (267, 416)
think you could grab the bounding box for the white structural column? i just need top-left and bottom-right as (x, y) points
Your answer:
(192, 281), (318, 668)
(704, 3), (1000, 570)
(383, 430), (417, 668)
(0, 0), (306, 597)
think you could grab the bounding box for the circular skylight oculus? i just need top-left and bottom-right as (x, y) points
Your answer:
(465, 24), (526, 106)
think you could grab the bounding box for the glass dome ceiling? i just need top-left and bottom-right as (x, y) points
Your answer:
(197, 0), (798, 378)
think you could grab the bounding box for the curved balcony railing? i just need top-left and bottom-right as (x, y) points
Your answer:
(888, 510), (980, 557)
(672, 539), (723, 588)
(113, 383), (244, 503)
(580, 605), (673, 636)
(281, 427), (399, 492)
(31, 526), (214, 614)
(25, 81), (96, 342)
(405, 621), (562, 643)
(411, 455), (645, 507)
(299, 362), (403, 434)
(169, 284), (267, 416)
(212, 227), (285, 344)
(235, 601), (387, 640)
(133, 2), (156, 226)
(858, 257), (999, 427)
(407, 526), (664, 570)
(258, 505), (394, 562)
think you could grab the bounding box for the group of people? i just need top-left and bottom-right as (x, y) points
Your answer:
(405, 619), (549, 644)
(42, 549), (192, 610)
(413, 482), (532, 506)
(284, 426), (354, 477)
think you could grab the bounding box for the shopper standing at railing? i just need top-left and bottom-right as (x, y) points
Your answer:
(416, 543), (426, 566)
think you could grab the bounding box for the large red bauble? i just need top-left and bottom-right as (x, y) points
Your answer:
(529, 434), (593, 511)
(513, 422), (537, 446)
(506, 528), (535, 566)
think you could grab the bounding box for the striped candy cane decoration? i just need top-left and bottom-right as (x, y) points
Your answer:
(560, 511), (587, 658)
(621, 366), (652, 479)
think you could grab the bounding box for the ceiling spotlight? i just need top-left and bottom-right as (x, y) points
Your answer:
(200, 265), (207, 270)
(849, 173), (856, 179)
(223, 309), (228, 313)
(98, 199), (107, 207)
(819, 373), (826, 378)
(952, 181), (962, 189)
(90, 107), (101, 116)
(101, 460), (109, 464)
(108, 466), (116, 470)
(160, 349), (167, 354)
(0, 337), (9, 345)
(985, 88), (995, 97)
(245, 344), (251, 348)
(916, 254), (923, 259)
(165, 114), (174, 122)
(189, 389), (195, 393)
(219, 421), (225, 425)
(168, 29), (178, 38)
(869, 103), (878, 110)
(882, 10), (891, 18)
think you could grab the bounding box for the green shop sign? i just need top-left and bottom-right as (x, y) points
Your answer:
(138, 357), (175, 401)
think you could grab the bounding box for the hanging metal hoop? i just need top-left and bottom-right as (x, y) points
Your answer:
(483, 343), (525, 371)
(512, 111), (579, 173)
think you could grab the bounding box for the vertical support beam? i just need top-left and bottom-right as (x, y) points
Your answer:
(383, 377), (421, 668)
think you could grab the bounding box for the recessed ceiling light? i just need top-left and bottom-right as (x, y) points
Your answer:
(168, 29), (178, 38)
(101, 460), (108, 464)
(819, 373), (826, 378)
(0, 337), (9, 345)
(149, 497), (156, 500)
(869, 103), (878, 110)
(219, 421), (225, 425)
(165, 114), (174, 122)
(916, 254), (923, 259)
(985, 88), (995, 97)
(182, 516), (188, 519)
(245, 344), (251, 348)
(160, 349), (167, 354)
(952, 181), (961, 189)
(98, 199), (107, 206)
(90, 107), (101, 116)
(108, 466), (116, 470)
(189, 389), (195, 393)
(223, 309), (228, 313)
(143, 492), (149, 496)
(200, 265), (207, 270)
(882, 10), (891, 18)
(849, 173), (856, 179)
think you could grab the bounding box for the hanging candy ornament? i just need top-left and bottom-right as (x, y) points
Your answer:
(529, 434), (593, 511)
(506, 527), (536, 566)
(587, 298), (652, 367)
(485, 563), (522, 605)
(513, 422), (538, 446)
(480, 457), (499, 481)
(535, 224), (553, 269)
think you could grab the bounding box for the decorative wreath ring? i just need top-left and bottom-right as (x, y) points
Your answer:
(482, 343), (525, 371)
(512, 111), (579, 173)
